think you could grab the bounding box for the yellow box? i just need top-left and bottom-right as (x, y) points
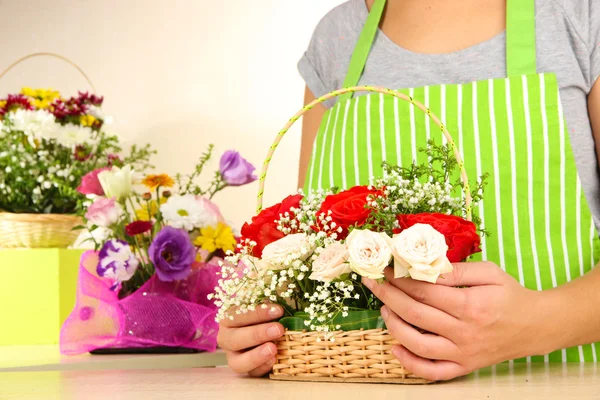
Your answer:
(0, 249), (84, 345)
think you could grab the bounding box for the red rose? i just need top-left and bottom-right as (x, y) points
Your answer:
(316, 186), (381, 239)
(240, 194), (303, 257)
(125, 221), (154, 236)
(396, 213), (481, 262)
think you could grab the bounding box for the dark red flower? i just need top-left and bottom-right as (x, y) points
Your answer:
(74, 145), (92, 161)
(125, 221), (154, 236)
(107, 154), (122, 167)
(2, 94), (33, 113)
(50, 97), (88, 120)
(240, 194), (303, 257)
(395, 213), (482, 262)
(315, 186), (382, 239)
(77, 91), (104, 106)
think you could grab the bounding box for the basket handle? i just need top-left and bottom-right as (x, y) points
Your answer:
(257, 85), (472, 221)
(0, 52), (96, 92)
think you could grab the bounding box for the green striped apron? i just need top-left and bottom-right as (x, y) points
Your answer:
(304, 0), (600, 362)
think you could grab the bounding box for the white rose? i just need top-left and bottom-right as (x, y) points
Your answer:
(98, 165), (135, 200)
(391, 223), (453, 284)
(309, 242), (351, 282)
(261, 233), (315, 269)
(346, 229), (393, 279)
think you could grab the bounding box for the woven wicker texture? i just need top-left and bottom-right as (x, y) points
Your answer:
(0, 213), (82, 248)
(271, 329), (432, 384)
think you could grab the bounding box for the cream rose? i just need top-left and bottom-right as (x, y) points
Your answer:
(261, 233), (315, 269)
(391, 223), (453, 283)
(309, 242), (351, 282)
(346, 229), (393, 279)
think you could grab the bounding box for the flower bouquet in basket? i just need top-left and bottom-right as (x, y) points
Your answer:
(60, 146), (257, 354)
(212, 88), (489, 385)
(0, 87), (152, 248)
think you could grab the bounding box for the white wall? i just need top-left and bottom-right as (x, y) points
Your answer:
(0, 0), (343, 227)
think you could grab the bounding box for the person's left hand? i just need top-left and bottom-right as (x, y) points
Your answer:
(362, 262), (551, 381)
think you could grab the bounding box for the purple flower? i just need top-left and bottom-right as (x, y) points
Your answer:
(149, 226), (195, 282)
(219, 150), (257, 186)
(97, 240), (139, 283)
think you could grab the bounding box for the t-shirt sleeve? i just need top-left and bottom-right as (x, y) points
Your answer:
(558, 0), (600, 89)
(590, 1), (600, 87)
(298, 3), (355, 108)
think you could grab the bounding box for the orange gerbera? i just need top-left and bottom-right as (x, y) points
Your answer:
(142, 174), (175, 190)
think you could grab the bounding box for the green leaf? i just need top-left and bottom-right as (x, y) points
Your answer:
(71, 225), (86, 231)
(279, 310), (387, 331)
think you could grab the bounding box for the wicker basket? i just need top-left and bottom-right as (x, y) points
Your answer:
(0, 53), (95, 249)
(0, 212), (83, 248)
(271, 329), (432, 384)
(257, 86), (472, 384)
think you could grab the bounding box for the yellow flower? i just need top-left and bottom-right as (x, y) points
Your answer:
(135, 198), (167, 221)
(194, 223), (237, 253)
(20, 87), (36, 97)
(21, 88), (61, 109)
(0, 100), (6, 108)
(80, 114), (97, 127)
(142, 174), (175, 191)
(32, 98), (51, 109)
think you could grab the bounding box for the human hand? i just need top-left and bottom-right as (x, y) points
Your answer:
(217, 305), (284, 376)
(363, 262), (550, 381)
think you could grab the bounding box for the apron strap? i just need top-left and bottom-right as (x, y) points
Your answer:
(339, 0), (537, 97)
(338, 0), (386, 104)
(506, 0), (537, 76)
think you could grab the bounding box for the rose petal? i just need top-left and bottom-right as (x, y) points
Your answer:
(432, 256), (454, 275)
(393, 258), (410, 279)
(408, 268), (440, 284)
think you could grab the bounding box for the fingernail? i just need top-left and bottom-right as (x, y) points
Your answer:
(267, 325), (282, 339)
(363, 277), (374, 289)
(381, 306), (389, 320)
(268, 306), (282, 318)
(261, 344), (274, 358)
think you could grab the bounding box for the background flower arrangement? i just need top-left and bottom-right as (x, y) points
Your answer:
(77, 145), (256, 295)
(212, 143), (488, 334)
(60, 145), (257, 354)
(0, 87), (152, 214)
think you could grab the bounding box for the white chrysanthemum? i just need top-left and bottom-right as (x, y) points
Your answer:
(54, 123), (94, 147)
(7, 109), (58, 144)
(161, 194), (217, 231)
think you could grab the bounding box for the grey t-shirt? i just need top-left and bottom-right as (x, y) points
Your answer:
(298, 0), (600, 228)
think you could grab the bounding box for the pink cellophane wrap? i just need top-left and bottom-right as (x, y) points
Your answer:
(60, 251), (220, 355)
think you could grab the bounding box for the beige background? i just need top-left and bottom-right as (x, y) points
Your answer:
(0, 0), (343, 228)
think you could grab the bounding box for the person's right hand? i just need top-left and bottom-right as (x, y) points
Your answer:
(217, 304), (285, 376)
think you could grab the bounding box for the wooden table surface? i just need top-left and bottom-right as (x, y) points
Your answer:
(0, 346), (227, 372)
(1, 363), (598, 400)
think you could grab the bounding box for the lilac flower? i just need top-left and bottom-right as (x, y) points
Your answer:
(97, 240), (139, 283)
(219, 150), (257, 186)
(149, 226), (195, 282)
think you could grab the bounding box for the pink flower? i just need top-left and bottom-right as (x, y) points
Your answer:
(77, 167), (110, 196)
(85, 197), (124, 227)
(195, 196), (225, 224)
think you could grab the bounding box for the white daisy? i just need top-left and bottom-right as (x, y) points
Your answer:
(7, 109), (58, 144)
(54, 123), (94, 147)
(160, 194), (218, 231)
